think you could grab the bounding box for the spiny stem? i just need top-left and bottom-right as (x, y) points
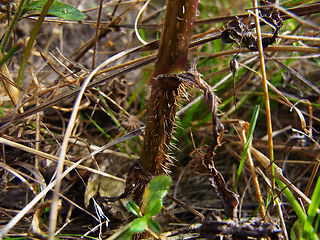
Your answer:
(140, 0), (199, 175)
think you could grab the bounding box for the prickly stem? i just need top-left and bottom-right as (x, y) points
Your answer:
(130, 0), (199, 204)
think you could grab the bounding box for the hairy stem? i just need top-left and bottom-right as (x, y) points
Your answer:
(140, 0), (198, 175)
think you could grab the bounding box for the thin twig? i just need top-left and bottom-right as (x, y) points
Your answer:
(236, 122), (266, 219)
(92, 0), (104, 69)
(48, 47), (148, 238)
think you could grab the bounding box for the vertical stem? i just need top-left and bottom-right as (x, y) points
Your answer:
(140, 0), (198, 175)
(252, 0), (275, 190)
(16, 0), (55, 86)
(238, 124), (266, 219)
(0, 0), (30, 52)
(92, 0), (104, 69)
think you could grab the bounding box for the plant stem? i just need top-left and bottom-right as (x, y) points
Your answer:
(16, 0), (55, 87)
(252, 0), (275, 190)
(0, 0), (30, 52)
(140, 0), (198, 175)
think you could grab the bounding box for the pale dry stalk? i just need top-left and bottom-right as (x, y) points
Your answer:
(237, 121), (266, 219)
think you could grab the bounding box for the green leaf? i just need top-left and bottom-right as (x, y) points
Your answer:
(145, 199), (162, 217)
(234, 105), (260, 191)
(130, 218), (148, 234)
(290, 219), (303, 240)
(143, 175), (171, 204)
(24, 0), (85, 21)
(149, 175), (171, 192)
(115, 230), (134, 240)
(147, 218), (162, 233)
(305, 174), (320, 238)
(126, 201), (141, 217)
(141, 175), (171, 214)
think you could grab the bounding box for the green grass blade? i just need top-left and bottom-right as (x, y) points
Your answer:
(0, 0), (30, 52)
(0, 41), (23, 68)
(276, 179), (319, 240)
(16, 0), (55, 86)
(234, 105), (260, 191)
(84, 113), (131, 157)
(304, 174), (320, 239)
(276, 179), (307, 222)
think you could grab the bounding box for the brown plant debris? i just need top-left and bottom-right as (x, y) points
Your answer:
(189, 146), (239, 219)
(174, 59), (238, 219)
(200, 212), (282, 240)
(221, 0), (283, 51)
(171, 58), (224, 150)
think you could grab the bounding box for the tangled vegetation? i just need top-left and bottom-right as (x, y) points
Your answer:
(0, 0), (319, 239)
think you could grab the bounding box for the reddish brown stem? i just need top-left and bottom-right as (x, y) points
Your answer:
(140, 0), (198, 175)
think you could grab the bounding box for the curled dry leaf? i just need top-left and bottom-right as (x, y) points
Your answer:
(189, 147), (239, 219)
(209, 172), (239, 219)
(221, 0), (283, 51)
(84, 173), (126, 207)
(176, 58), (224, 150)
(28, 200), (55, 238)
(122, 159), (153, 205)
(174, 60), (238, 219)
(0, 51), (21, 108)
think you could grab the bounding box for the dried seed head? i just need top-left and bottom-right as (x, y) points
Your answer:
(229, 58), (239, 75)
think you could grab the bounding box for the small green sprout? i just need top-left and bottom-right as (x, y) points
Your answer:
(113, 175), (171, 240)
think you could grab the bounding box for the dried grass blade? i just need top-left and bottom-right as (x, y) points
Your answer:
(234, 106), (260, 190)
(0, 136), (125, 181)
(250, 147), (311, 204)
(266, 79), (308, 134)
(0, 161), (37, 195)
(273, 58), (320, 95)
(0, 53), (21, 107)
(48, 45), (148, 238)
(252, 0), (276, 197)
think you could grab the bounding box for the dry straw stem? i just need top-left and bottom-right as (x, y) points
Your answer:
(207, 45), (320, 59)
(252, 2), (295, 235)
(91, 0), (104, 69)
(252, 0), (275, 190)
(274, 5), (320, 30)
(236, 122), (266, 219)
(46, 45), (146, 238)
(135, 0), (152, 45)
(0, 136), (125, 181)
(0, 117), (144, 237)
(250, 146), (311, 204)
